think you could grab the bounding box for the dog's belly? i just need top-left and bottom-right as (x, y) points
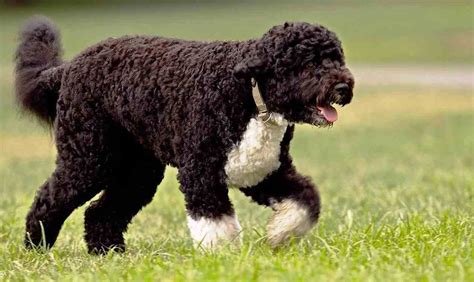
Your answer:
(225, 113), (288, 188)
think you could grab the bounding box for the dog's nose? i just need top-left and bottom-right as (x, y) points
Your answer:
(333, 82), (353, 105)
(334, 83), (350, 96)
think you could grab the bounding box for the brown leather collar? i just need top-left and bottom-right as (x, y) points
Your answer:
(251, 78), (271, 122)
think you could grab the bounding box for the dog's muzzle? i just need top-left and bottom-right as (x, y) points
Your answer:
(310, 80), (354, 126)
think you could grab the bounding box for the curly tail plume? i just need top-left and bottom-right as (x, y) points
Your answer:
(15, 16), (63, 124)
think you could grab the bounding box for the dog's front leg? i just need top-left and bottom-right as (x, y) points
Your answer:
(178, 165), (242, 250)
(240, 165), (321, 247)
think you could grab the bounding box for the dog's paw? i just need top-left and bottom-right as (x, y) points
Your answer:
(266, 199), (315, 247)
(187, 214), (242, 250)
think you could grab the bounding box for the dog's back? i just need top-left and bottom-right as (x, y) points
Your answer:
(16, 18), (251, 164)
(60, 35), (249, 161)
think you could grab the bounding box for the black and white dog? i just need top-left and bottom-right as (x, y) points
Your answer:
(16, 17), (354, 253)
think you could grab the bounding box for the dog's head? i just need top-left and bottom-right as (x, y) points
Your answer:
(235, 22), (354, 126)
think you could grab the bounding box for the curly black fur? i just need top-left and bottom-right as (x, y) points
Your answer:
(16, 17), (353, 253)
(15, 16), (63, 124)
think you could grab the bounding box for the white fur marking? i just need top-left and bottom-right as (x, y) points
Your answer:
(187, 214), (242, 250)
(225, 113), (288, 188)
(266, 199), (314, 247)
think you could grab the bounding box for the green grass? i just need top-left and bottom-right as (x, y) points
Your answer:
(1, 1), (473, 281)
(0, 1), (473, 65)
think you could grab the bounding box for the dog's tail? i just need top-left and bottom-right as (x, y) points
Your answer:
(15, 16), (64, 125)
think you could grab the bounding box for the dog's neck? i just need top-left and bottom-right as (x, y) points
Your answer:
(251, 78), (271, 122)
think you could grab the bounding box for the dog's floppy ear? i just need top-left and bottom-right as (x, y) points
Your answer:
(233, 57), (267, 79)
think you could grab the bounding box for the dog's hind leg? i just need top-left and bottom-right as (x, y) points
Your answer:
(84, 141), (165, 254)
(240, 126), (320, 247)
(24, 167), (107, 250)
(24, 112), (115, 250)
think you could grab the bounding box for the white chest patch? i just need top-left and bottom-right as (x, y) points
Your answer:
(224, 113), (288, 188)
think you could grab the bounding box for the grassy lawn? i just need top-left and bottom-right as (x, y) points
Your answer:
(0, 1), (473, 281)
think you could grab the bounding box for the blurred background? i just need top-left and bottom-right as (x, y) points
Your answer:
(0, 1), (473, 281)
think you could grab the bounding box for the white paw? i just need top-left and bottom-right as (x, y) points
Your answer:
(187, 214), (242, 250)
(266, 199), (315, 247)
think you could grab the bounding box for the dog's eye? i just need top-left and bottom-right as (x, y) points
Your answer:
(306, 63), (315, 68)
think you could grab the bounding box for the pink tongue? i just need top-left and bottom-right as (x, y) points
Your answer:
(317, 105), (338, 122)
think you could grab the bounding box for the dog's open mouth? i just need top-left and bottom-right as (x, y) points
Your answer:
(304, 82), (352, 127)
(306, 103), (338, 127)
(310, 85), (352, 126)
(316, 105), (338, 123)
